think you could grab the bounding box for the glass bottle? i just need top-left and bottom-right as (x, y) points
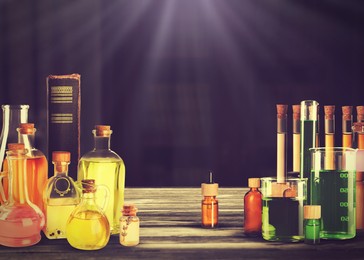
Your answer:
(342, 106), (353, 148)
(304, 205), (321, 245)
(66, 179), (110, 250)
(201, 172), (218, 228)
(43, 151), (80, 239)
(0, 105), (29, 204)
(78, 125), (125, 234)
(292, 105), (301, 173)
(120, 204), (139, 246)
(17, 123), (48, 214)
(0, 143), (44, 247)
(244, 178), (262, 237)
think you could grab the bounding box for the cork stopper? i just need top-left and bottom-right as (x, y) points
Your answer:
(292, 105), (300, 120)
(7, 143), (25, 151)
(352, 122), (364, 133)
(342, 106), (352, 121)
(18, 123), (35, 134)
(324, 105), (335, 120)
(304, 205), (321, 219)
(52, 151), (71, 163)
(248, 178), (260, 188)
(82, 179), (96, 193)
(122, 204), (138, 216)
(95, 125), (112, 137)
(201, 172), (218, 196)
(357, 106), (364, 122)
(276, 104), (288, 119)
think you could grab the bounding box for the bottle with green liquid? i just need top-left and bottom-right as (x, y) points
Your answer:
(77, 125), (125, 234)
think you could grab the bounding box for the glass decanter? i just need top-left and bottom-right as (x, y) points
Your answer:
(44, 151), (80, 239)
(0, 143), (44, 247)
(66, 179), (110, 250)
(78, 125), (125, 234)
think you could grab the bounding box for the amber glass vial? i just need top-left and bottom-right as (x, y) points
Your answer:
(201, 175), (218, 228)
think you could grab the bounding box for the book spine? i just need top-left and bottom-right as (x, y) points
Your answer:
(47, 74), (80, 180)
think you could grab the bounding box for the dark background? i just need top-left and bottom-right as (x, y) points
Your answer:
(1, 0), (364, 187)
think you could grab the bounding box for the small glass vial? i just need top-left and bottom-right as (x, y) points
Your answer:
(304, 205), (321, 245)
(244, 178), (262, 237)
(201, 172), (218, 228)
(120, 204), (139, 246)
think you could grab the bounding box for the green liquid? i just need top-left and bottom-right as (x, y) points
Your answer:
(301, 120), (316, 203)
(304, 219), (320, 244)
(311, 170), (356, 239)
(262, 197), (304, 242)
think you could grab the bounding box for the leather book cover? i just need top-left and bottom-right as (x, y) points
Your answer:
(47, 74), (80, 180)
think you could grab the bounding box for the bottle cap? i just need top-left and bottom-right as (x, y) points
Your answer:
(18, 123), (35, 134)
(248, 178), (260, 188)
(201, 172), (218, 196)
(95, 125), (112, 137)
(7, 143), (25, 151)
(82, 179), (96, 193)
(304, 205), (321, 219)
(52, 151), (71, 162)
(357, 106), (364, 122)
(122, 204), (138, 216)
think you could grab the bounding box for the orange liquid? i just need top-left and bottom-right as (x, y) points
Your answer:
(201, 197), (218, 228)
(244, 188), (262, 236)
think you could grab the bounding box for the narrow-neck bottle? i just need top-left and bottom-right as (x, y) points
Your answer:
(0, 143), (44, 247)
(201, 172), (218, 228)
(78, 125), (125, 234)
(44, 151), (80, 239)
(120, 204), (139, 246)
(66, 179), (110, 250)
(244, 178), (262, 237)
(17, 123), (48, 214)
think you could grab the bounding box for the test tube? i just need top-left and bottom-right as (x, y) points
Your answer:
(353, 122), (364, 230)
(324, 105), (335, 170)
(357, 106), (364, 123)
(300, 100), (319, 204)
(342, 106), (353, 148)
(292, 105), (300, 173)
(277, 104), (288, 184)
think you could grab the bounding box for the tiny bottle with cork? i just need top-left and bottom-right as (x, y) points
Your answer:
(120, 204), (139, 246)
(201, 172), (218, 228)
(244, 178), (262, 237)
(304, 205), (321, 245)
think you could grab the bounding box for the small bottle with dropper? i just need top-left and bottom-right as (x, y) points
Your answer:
(201, 172), (218, 228)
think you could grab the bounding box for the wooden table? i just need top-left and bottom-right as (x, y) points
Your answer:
(1, 188), (364, 259)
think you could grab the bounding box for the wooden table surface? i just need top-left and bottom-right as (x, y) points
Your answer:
(1, 188), (364, 259)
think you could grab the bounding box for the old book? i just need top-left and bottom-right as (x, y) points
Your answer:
(47, 74), (80, 179)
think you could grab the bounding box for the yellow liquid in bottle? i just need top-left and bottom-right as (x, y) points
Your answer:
(78, 158), (125, 234)
(44, 199), (77, 239)
(66, 210), (110, 250)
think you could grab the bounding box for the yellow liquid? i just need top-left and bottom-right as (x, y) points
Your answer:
(66, 210), (110, 250)
(78, 158), (125, 234)
(44, 199), (77, 239)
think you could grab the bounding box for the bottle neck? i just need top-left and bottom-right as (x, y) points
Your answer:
(7, 152), (29, 205)
(54, 162), (69, 176)
(18, 133), (35, 151)
(94, 136), (111, 150)
(250, 187), (259, 191)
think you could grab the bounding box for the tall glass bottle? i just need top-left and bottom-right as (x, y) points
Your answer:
(244, 178), (262, 237)
(300, 100), (319, 204)
(78, 125), (125, 234)
(0, 105), (28, 204)
(17, 123), (48, 214)
(0, 143), (44, 247)
(66, 179), (110, 250)
(44, 151), (80, 239)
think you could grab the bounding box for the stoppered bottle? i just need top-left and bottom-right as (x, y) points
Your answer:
(120, 204), (139, 246)
(244, 178), (262, 237)
(66, 179), (110, 250)
(78, 125), (125, 234)
(304, 205), (321, 245)
(43, 151), (80, 239)
(342, 106), (353, 148)
(201, 172), (218, 228)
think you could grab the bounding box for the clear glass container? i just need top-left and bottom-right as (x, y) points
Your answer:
(17, 123), (48, 214)
(261, 177), (307, 242)
(310, 147), (356, 239)
(120, 204), (139, 246)
(78, 125), (125, 234)
(0, 143), (44, 247)
(66, 179), (110, 250)
(44, 151), (80, 239)
(0, 105), (29, 205)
